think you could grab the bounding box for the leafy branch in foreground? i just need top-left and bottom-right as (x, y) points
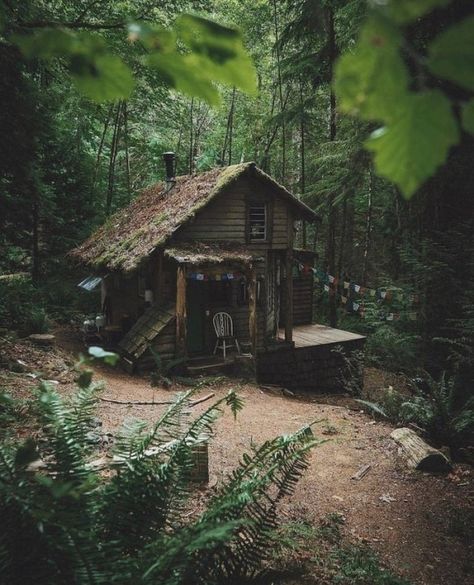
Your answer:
(335, 0), (474, 198)
(0, 365), (317, 585)
(7, 12), (256, 104)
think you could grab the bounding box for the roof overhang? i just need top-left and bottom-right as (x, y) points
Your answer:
(164, 242), (262, 266)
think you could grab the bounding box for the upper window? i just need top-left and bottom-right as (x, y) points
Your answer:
(248, 205), (267, 241)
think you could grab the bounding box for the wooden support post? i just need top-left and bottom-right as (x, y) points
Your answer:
(248, 264), (257, 355)
(285, 248), (293, 343)
(176, 265), (187, 356)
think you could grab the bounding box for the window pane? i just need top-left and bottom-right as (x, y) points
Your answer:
(249, 205), (266, 240)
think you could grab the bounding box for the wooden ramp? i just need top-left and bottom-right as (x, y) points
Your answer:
(279, 323), (365, 348)
(118, 303), (175, 361)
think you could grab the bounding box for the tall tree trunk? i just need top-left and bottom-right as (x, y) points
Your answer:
(326, 7), (338, 328)
(221, 87), (236, 165)
(32, 191), (40, 285)
(300, 80), (307, 248)
(228, 88), (235, 165)
(362, 167), (374, 286)
(106, 101), (123, 215)
(272, 0), (286, 183)
(94, 104), (113, 185)
(123, 101), (131, 201)
(337, 194), (348, 278)
(189, 98), (194, 174)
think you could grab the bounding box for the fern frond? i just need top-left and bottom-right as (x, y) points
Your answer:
(355, 399), (388, 419)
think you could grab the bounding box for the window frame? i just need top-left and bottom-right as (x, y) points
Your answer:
(245, 194), (273, 244)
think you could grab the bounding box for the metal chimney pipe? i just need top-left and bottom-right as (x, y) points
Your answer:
(163, 152), (176, 186)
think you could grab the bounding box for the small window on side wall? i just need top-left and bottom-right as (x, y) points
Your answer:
(248, 204), (267, 241)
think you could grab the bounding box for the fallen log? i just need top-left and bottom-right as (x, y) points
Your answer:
(99, 392), (215, 407)
(390, 427), (451, 473)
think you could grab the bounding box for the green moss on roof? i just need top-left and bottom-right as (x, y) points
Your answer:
(71, 162), (318, 272)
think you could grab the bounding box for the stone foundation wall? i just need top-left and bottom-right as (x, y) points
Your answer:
(256, 339), (365, 394)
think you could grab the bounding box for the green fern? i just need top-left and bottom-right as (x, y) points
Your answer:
(0, 367), (316, 585)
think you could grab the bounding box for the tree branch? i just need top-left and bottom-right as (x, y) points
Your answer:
(17, 19), (126, 30)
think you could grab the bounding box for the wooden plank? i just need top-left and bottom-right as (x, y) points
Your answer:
(278, 323), (365, 348)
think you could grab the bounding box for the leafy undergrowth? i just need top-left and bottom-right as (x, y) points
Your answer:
(267, 513), (411, 585)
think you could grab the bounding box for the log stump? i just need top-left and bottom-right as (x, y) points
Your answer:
(390, 427), (451, 473)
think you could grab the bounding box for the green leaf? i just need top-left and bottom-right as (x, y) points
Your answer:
(76, 370), (93, 389)
(148, 52), (221, 105)
(365, 90), (460, 198)
(146, 14), (257, 105)
(13, 28), (79, 59)
(428, 15), (474, 91)
(88, 346), (119, 365)
(71, 54), (134, 102)
(462, 99), (474, 134)
(370, 0), (449, 24)
(176, 14), (257, 94)
(334, 16), (409, 123)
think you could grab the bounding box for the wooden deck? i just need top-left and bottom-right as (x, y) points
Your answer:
(279, 323), (365, 348)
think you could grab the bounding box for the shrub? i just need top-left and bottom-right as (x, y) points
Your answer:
(364, 325), (421, 374)
(358, 371), (474, 455)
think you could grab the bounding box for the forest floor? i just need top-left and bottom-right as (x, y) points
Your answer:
(1, 329), (473, 585)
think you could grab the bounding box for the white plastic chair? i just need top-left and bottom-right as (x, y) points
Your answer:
(213, 312), (241, 358)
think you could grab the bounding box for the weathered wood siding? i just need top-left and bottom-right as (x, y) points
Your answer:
(104, 272), (143, 327)
(280, 274), (313, 326)
(175, 177), (291, 250)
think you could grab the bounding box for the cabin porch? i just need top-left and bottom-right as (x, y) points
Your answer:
(179, 323), (365, 394)
(255, 323), (366, 393)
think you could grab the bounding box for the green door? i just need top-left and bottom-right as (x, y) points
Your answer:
(187, 281), (207, 354)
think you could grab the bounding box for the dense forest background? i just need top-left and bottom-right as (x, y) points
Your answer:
(1, 3), (474, 583)
(1, 0), (474, 381)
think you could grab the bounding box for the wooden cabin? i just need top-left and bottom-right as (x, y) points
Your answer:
(73, 162), (364, 391)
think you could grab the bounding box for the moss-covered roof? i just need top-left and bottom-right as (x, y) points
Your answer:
(71, 162), (318, 272)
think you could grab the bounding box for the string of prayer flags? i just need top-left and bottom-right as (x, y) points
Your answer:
(306, 264), (420, 306)
(187, 271), (243, 281)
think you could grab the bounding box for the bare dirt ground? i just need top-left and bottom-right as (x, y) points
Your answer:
(1, 329), (473, 585)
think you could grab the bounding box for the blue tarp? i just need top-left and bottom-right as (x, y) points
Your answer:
(78, 276), (102, 291)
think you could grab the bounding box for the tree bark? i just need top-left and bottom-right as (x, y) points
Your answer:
(221, 87), (236, 165)
(31, 193), (40, 285)
(189, 98), (194, 174)
(326, 7), (338, 328)
(106, 101), (122, 215)
(300, 80), (307, 248)
(94, 104), (113, 184)
(362, 167), (374, 286)
(123, 101), (131, 201)
(272, 0), (286, 183)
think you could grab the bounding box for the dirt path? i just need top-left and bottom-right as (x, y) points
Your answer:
(1, 331), (472, 585)
(93, 366), (473, 585)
